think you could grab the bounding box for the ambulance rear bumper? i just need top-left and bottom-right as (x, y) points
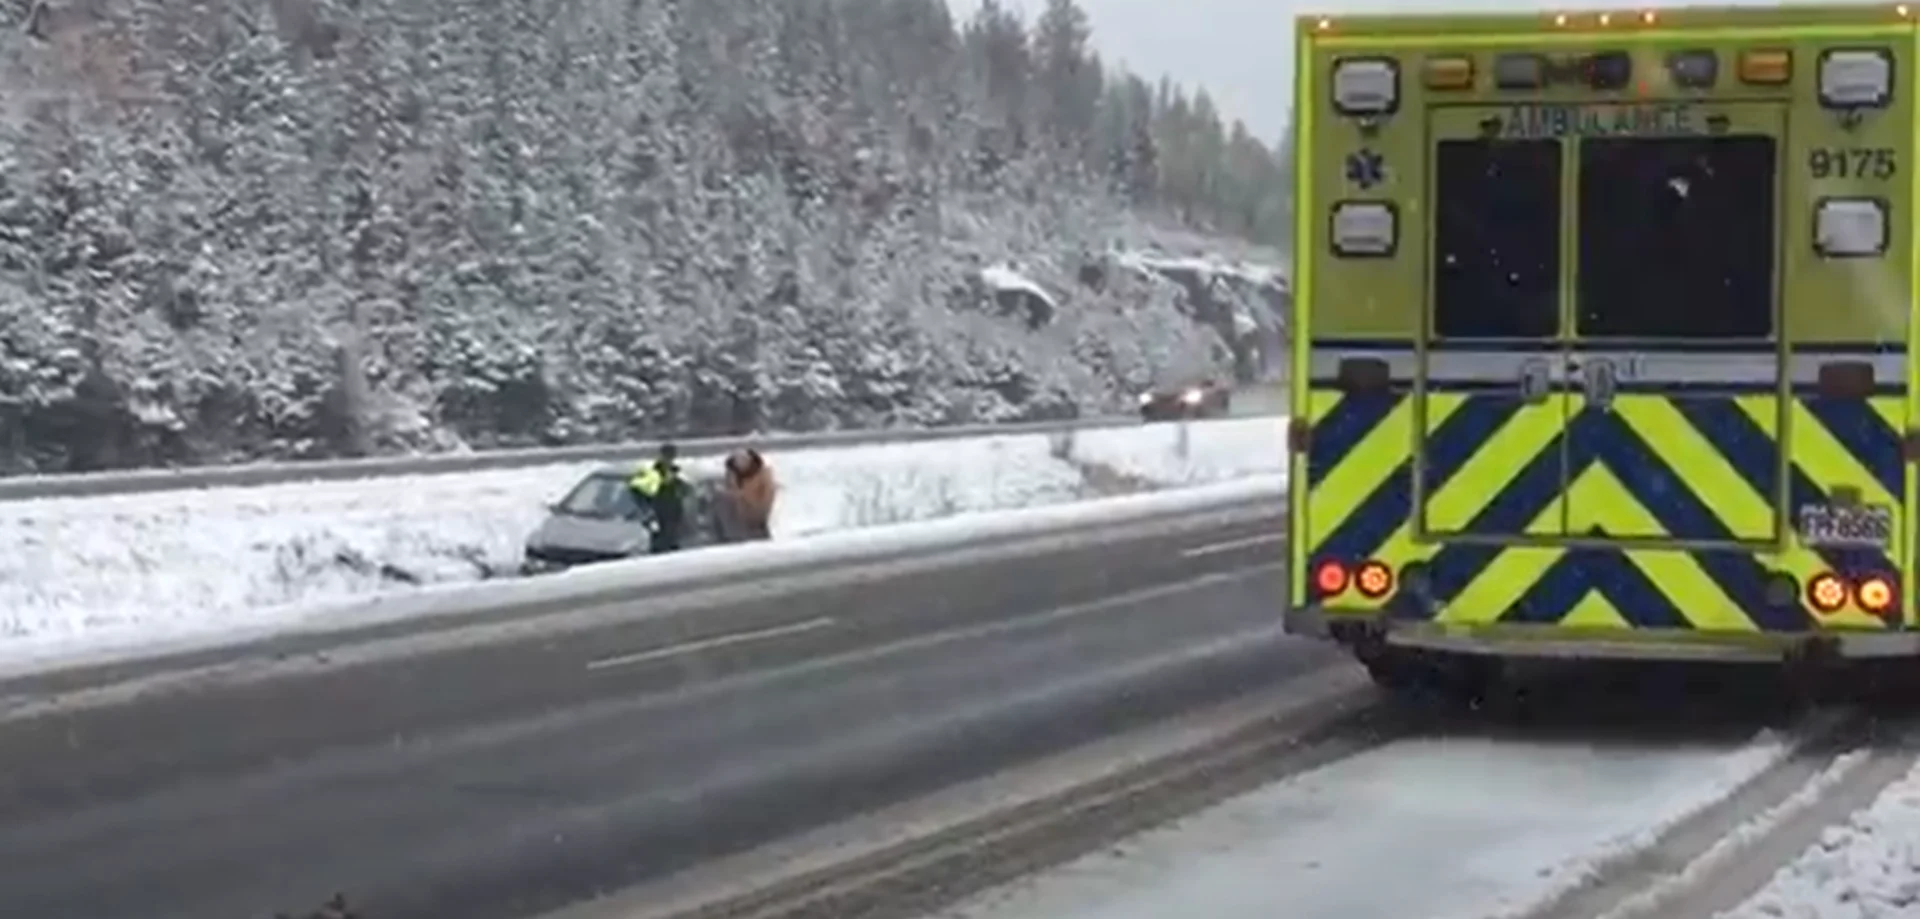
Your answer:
(1283, 606), (1920, 662)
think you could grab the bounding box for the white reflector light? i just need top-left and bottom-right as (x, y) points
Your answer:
(1818, 49), (1892, 108)
(1331, 202), (1396, 257)
(1814, 198), (1888, 257)
(1332, 58), (1399, 115)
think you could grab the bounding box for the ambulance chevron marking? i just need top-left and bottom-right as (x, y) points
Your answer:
(1304, 388), (1905, 632)
(1425, 397), (1559, 536)
(1799, 398), (1903, 497)
(1608, 395), (1773, 540)
(1691, 398), (1903, 574)
(1314, 394), (1510, 564)
(1307, 393), (1399, 490)
(1481, 465), (1748, 630)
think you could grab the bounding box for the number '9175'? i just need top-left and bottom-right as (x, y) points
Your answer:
(1808, 147), (1897, 180)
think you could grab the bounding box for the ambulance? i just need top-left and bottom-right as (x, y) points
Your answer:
(1282, 4), (1918, 690)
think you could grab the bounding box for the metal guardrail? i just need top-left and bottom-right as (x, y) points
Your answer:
(0, 415), (1164, 502)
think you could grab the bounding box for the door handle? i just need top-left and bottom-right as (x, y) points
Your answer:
(1580, 357), (1618, 411)
(1517, 358), (1552, 405)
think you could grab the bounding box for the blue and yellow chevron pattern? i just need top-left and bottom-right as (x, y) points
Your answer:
(1301, 384), (1909, 634)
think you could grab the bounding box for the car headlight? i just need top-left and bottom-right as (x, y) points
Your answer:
(1180, 388), (1204, 406)
(1814, 198), (1888, 257)
(1331, 202), (1397, 257)
(1332, 57), (1398, 116)
(1138, 392), (1155, 406)
(1818, 48), (1892, 109)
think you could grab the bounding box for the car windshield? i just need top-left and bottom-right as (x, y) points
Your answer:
(555, 473), (641, 519)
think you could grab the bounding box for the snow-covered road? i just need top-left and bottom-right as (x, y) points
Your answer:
(919, 685), (1920, 919)
(0, 419), (1282, 671)
(932, 725), (1800, 919)
(1718, 736), (1920, 919)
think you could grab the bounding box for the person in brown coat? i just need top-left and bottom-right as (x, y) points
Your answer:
(718, 448), (776, 542)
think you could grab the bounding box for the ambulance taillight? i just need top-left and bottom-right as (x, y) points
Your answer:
(1856, 574), (1898, 619)
(1315, 560), (1351, 596)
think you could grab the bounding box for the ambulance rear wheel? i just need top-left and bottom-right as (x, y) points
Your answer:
(1362, 654), (1422, 691)
(1359, 648), (1503, 705)
(1357, 647), (1443, 692)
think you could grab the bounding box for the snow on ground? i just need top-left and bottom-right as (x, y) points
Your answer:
(979, 264), (1058, 312)
(768, 433), (1082, 538)
(1115, 250), (1288, 290)
(934, 732), (1796, 919)
(1717, 757), (1920, 919)
(0, 419), (1283, 668)
(1069, 411), (1283, 486)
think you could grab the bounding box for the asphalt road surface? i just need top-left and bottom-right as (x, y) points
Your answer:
(0, 503), (1328, 919)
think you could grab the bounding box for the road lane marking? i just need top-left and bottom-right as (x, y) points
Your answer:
(582, 563), (1284, 707)
(1181, 532), (1285, 558)
(585, 617), (839, 671)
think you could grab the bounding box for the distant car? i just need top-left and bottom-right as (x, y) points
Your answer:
(521, 466), (717, 574)
(1137, 380), (1232, 422)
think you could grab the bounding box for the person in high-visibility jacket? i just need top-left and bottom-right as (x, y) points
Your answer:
(628, 443), (689, 553)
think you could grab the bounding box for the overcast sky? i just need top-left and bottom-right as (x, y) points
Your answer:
(944, 0), (1299, 143)
(942, 0), (1806, 144)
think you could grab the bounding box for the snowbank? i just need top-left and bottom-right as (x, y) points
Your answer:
(1718, 757), (1920, 919)
(979, 264), (1057, 311)
(0, 419), (1285, 667)
(1117, 251), (1288, 291)
(1069, 418), (1283, 486)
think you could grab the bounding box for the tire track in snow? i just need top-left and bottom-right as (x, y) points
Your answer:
(903, 669), (1868, 919)
(596, 680), (1406, 919)
(1521, 710), (1920, 919)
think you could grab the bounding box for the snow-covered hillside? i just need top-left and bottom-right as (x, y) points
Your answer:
(0, 0), (1291, 476)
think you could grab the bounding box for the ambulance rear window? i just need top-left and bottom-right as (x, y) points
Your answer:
(1577, 136), (1776, 339)
(1432, 138), (1561, 339)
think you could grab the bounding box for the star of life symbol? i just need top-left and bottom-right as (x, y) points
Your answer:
(1345, 148), (1386, 189)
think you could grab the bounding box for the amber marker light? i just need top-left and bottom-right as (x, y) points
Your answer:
(1424, 56), (1474, 90)
(1356, 561), (1394, 599)
(1808, 572), (1849, 613)
(1739, 49), (1792, 85)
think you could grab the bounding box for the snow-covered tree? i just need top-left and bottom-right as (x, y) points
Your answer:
(0, 0), (1289, 474)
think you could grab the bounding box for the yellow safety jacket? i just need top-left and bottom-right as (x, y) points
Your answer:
(629, 464), (664, 497)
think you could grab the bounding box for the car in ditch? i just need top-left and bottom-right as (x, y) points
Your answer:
(521, 465), (717, 573)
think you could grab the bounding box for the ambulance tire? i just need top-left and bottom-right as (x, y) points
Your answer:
(1777, 653), (1833, 714)
(1361, 652), (1423, 692)
(1359, 648), (1503, 707)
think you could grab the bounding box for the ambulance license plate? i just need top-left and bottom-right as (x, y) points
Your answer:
(1797, 504), (1893, 548)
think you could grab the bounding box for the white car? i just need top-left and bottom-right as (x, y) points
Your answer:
(521, 466), (717, 573)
